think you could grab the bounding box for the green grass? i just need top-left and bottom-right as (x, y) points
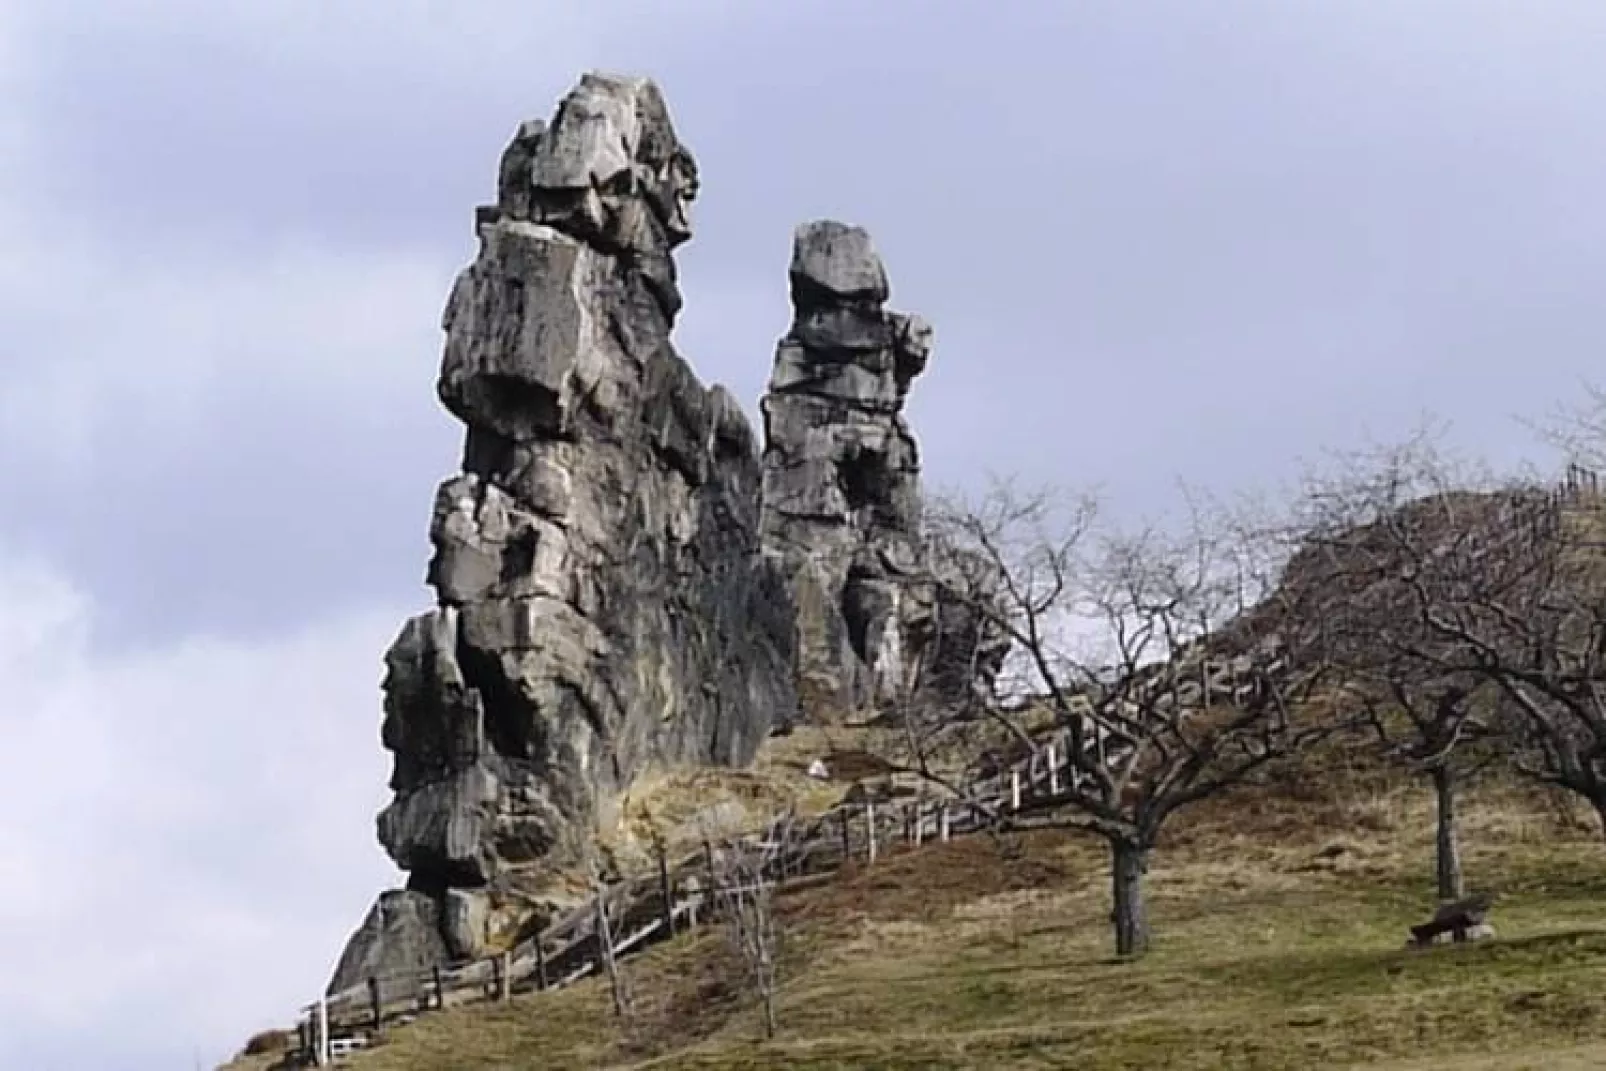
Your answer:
(225, 775), (1606, 1070)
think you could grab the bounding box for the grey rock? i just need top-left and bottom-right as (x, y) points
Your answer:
(442, 889), (490, 959)
(437, 223), (596, 442)
(789, 220), (889, 306)
(331, 72), (797, 992)
(758, 222), (937, 715)
(760, 223), (1009, 718)
(791, 305), (899, 353)
(327, 890), (451, 996)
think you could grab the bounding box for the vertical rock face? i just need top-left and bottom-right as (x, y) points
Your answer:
(758, 222), (937, 716)
(330, 72), (797, 992)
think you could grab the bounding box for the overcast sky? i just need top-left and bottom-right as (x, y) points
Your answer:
(4, 2), (1606, 1067)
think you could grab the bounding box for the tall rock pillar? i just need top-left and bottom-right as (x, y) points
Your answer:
(758, 221), (935, 718)
(328, 72), (797, 994)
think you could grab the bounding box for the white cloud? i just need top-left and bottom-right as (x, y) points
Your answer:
(0, 555), (407, 1069)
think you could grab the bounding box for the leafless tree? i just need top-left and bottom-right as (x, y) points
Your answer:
(709, 812), (792, 1039)
(918, 479), (1343, 956)
(1291, 429), (1606, 847)
(1289, 433), (1520, 900)
(882, 514), (1050, 816)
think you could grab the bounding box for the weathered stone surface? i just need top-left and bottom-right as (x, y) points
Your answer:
(789, 219), (889, 305)
(442, 889), (491, 960)
(327, 890), (450, 996)
(759, 223), (938, 716)
(760, 222), (1009, 717)
(330, 72), (796, 991)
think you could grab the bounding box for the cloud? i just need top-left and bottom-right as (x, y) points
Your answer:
(0, 553), (406, 1070)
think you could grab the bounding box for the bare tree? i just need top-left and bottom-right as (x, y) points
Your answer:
(884, 515), (1049, 811)
(1290, 429), (1606, 845)
(1427, 506), (1606, 836)
(709, 812), (792, 1039)
(921, 480), (1342, 956)
(1290, 435), (1516, 900)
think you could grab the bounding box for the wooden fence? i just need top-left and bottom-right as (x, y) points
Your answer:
(288, 465), (1605, 1065)
(289, 701), (1187, 1066)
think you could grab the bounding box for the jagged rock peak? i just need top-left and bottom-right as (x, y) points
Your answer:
(330, 72), (797, 995)
(484, 71), (698, 321)
(436, 73), (712, 448)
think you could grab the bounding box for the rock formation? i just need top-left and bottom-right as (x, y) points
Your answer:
(758, 222), (1011, 717)
(758, 222), (935, 715)
(329, 72), (797, 993)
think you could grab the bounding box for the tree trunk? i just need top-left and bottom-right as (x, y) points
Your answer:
(1110, 838), (1151, 956)
(761, 986), (777, 1039)
(1430, 765), (1463, 902)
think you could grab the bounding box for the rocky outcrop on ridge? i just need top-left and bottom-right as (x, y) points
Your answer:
(328, 72), (798, 993)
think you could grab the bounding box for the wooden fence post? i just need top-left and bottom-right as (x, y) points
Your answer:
(839, 807), (852, 864)
(1011, 769), (1022, 811)
(498, 952), (512, 1001)
(866, 803), (878, 864)
(368, 975), (382, 1033)
(433, 965), (444, 1010)
(778, 819), (793, 879)
(704, 839), (717, 911)
(657, 844), (674, 935)
(1047, 743), (1060, 795)
(940, 803), (951, 842)
(535, 937), (548, 991)
(317, 996), (330, 1067)
(913, 800), (925, 846)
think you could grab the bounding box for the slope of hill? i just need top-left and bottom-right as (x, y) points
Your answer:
(225, 752), (1606, 1070)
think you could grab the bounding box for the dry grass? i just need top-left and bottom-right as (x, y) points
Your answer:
(223, 752), (1606, 1071)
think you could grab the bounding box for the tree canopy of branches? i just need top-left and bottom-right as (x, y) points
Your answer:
(708, 814), (790, 1038)
(1294, 429), (1606, 852)
(1291, 434), (1529, 899)
(916, 480), (1343, 955)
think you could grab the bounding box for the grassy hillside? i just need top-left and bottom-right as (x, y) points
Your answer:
(228, 753), (1606, 1070)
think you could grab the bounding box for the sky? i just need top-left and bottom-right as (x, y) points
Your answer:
(4, 1), (1606, 1066)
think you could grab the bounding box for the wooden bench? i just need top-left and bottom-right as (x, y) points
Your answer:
(1409, 892), (1495, 947)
